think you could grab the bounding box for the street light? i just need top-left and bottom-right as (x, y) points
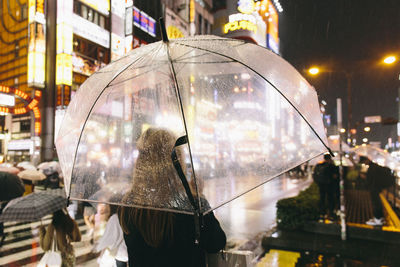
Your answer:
(307, 66), (353, 140)
(364, 126), (371, 132)
(383, 55), (396, 65)
(308, 67), (320, 75)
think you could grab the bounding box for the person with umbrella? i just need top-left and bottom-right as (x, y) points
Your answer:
(0, 171), (25, 246)
(118, 128), (226, 267)
(359, 156), (395, 226)
(39, 209), (81, 267)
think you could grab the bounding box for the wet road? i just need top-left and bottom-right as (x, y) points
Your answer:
(214, 174), (312, 241)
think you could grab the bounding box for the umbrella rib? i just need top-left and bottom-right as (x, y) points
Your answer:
(165, 43), (202, 213)
(105, 62), (170, 87)
(174, 37), (246, 44)
(175, 42), (332, 154)
(174, 60), (234, 64)
(68, 44), (163, 200)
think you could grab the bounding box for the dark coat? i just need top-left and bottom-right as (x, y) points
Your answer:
(123, 211), (226, 267)
(366, 162), (394, 191)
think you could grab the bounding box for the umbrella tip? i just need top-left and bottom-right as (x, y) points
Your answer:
(159, 17), (169, 43)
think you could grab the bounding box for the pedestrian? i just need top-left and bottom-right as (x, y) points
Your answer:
(83, 201), (96, 242)
(44, 171), (60, 190)
(93, 204), (128, 267)
(39, 209), (81, 267)
(118, 128), (226, 267)
(93, 202), (111, 241)
(359, 156), (394, 226)
(313, 154), (339, 220)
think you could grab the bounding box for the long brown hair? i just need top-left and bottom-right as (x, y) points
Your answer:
(52, 209), (75, 234)
(119, 128), (187, 248)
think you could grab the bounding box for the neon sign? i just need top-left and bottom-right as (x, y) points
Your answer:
(133, 7), (156, 37)
(237, 0), (255, 14)
(224, 20), (257, 34)
(28, 0), (46, 88)
(0, 85), (42, 135)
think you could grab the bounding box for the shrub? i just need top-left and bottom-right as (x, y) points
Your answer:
(276, 183), (320, 230)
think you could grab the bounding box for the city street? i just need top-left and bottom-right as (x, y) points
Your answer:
(215, 174), (312, 241)
(0, 173), (311, 266)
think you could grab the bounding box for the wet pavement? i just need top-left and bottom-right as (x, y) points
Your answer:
(0, 173), (311, 266)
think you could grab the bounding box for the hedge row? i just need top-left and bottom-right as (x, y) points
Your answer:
(276, 183), (320, 230)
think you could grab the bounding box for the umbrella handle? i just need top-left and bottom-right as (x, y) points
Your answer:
(171, 135), (201, 243)
(171, 135), (198, 210)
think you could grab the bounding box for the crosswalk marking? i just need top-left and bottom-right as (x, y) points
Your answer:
(0, 217), (97, 266)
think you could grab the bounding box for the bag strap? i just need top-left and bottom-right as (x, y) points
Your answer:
(51, 229), (58, 252)
(171, 135), (201, 244)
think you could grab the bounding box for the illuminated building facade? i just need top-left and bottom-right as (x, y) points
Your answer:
(212, 0), (282, 53)
(0, 0), (42, 163)
(0, 0), (207, 163)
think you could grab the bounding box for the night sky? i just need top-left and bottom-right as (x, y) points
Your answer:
(278, 0), (400, 147)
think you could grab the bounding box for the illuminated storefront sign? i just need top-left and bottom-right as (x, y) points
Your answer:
(148, 18), (156, 37)
(224, 20), (257, 34)
(28, 0), (45, 24)
(56, 84), (71, 107)
(0, 85), (42, 135)
(8, 139), (34, 151)
(133, 7), (140, 27)
(237, 0), (255, 14)
(266, 1), (279, 53)
(140, 12), (149, 31)
(56, 53), (73, 86)
(56, 0), (73, 93)
(72, 14), (110, 48)
(125, 6), (133, 35)
(0, 93), (15, 107)
(133, 7), (156, 37)
(111, 0), (125, 60)
(165, 7), (189, 39)
(221, 1), (266, 45)
(28, 0), (46, 88)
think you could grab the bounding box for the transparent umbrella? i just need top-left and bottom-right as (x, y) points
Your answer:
(56, 33), (329, 216)
(352, 144), (399, 170)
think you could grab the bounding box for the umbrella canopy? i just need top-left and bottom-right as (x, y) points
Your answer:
(17, 161), (36, 171)
(352, 145), (399, 170)
(56, 35), (329, 215)
(38, 161), (61, 175)
(18, 169), (46, 181)
(0, 189), (66, 222)
(0, 162), (14, 168)
(0, 171), (25, 202)
(0, 166), (20, 175)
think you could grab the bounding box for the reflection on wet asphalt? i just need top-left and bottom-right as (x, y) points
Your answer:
(213, 174), (312, 241)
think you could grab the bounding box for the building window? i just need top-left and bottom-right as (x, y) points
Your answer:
(99, 15), (105, 28)
(73, 0), (110, 30)
(20, 120), (31, 133)
(197, 14), (202, 35)
(73, 36), (110, 64)
(81, 5), (88, 18)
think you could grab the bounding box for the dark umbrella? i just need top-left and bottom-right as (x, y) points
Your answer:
(0, 171), (25, 202)
(0, 189), (66, 222)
